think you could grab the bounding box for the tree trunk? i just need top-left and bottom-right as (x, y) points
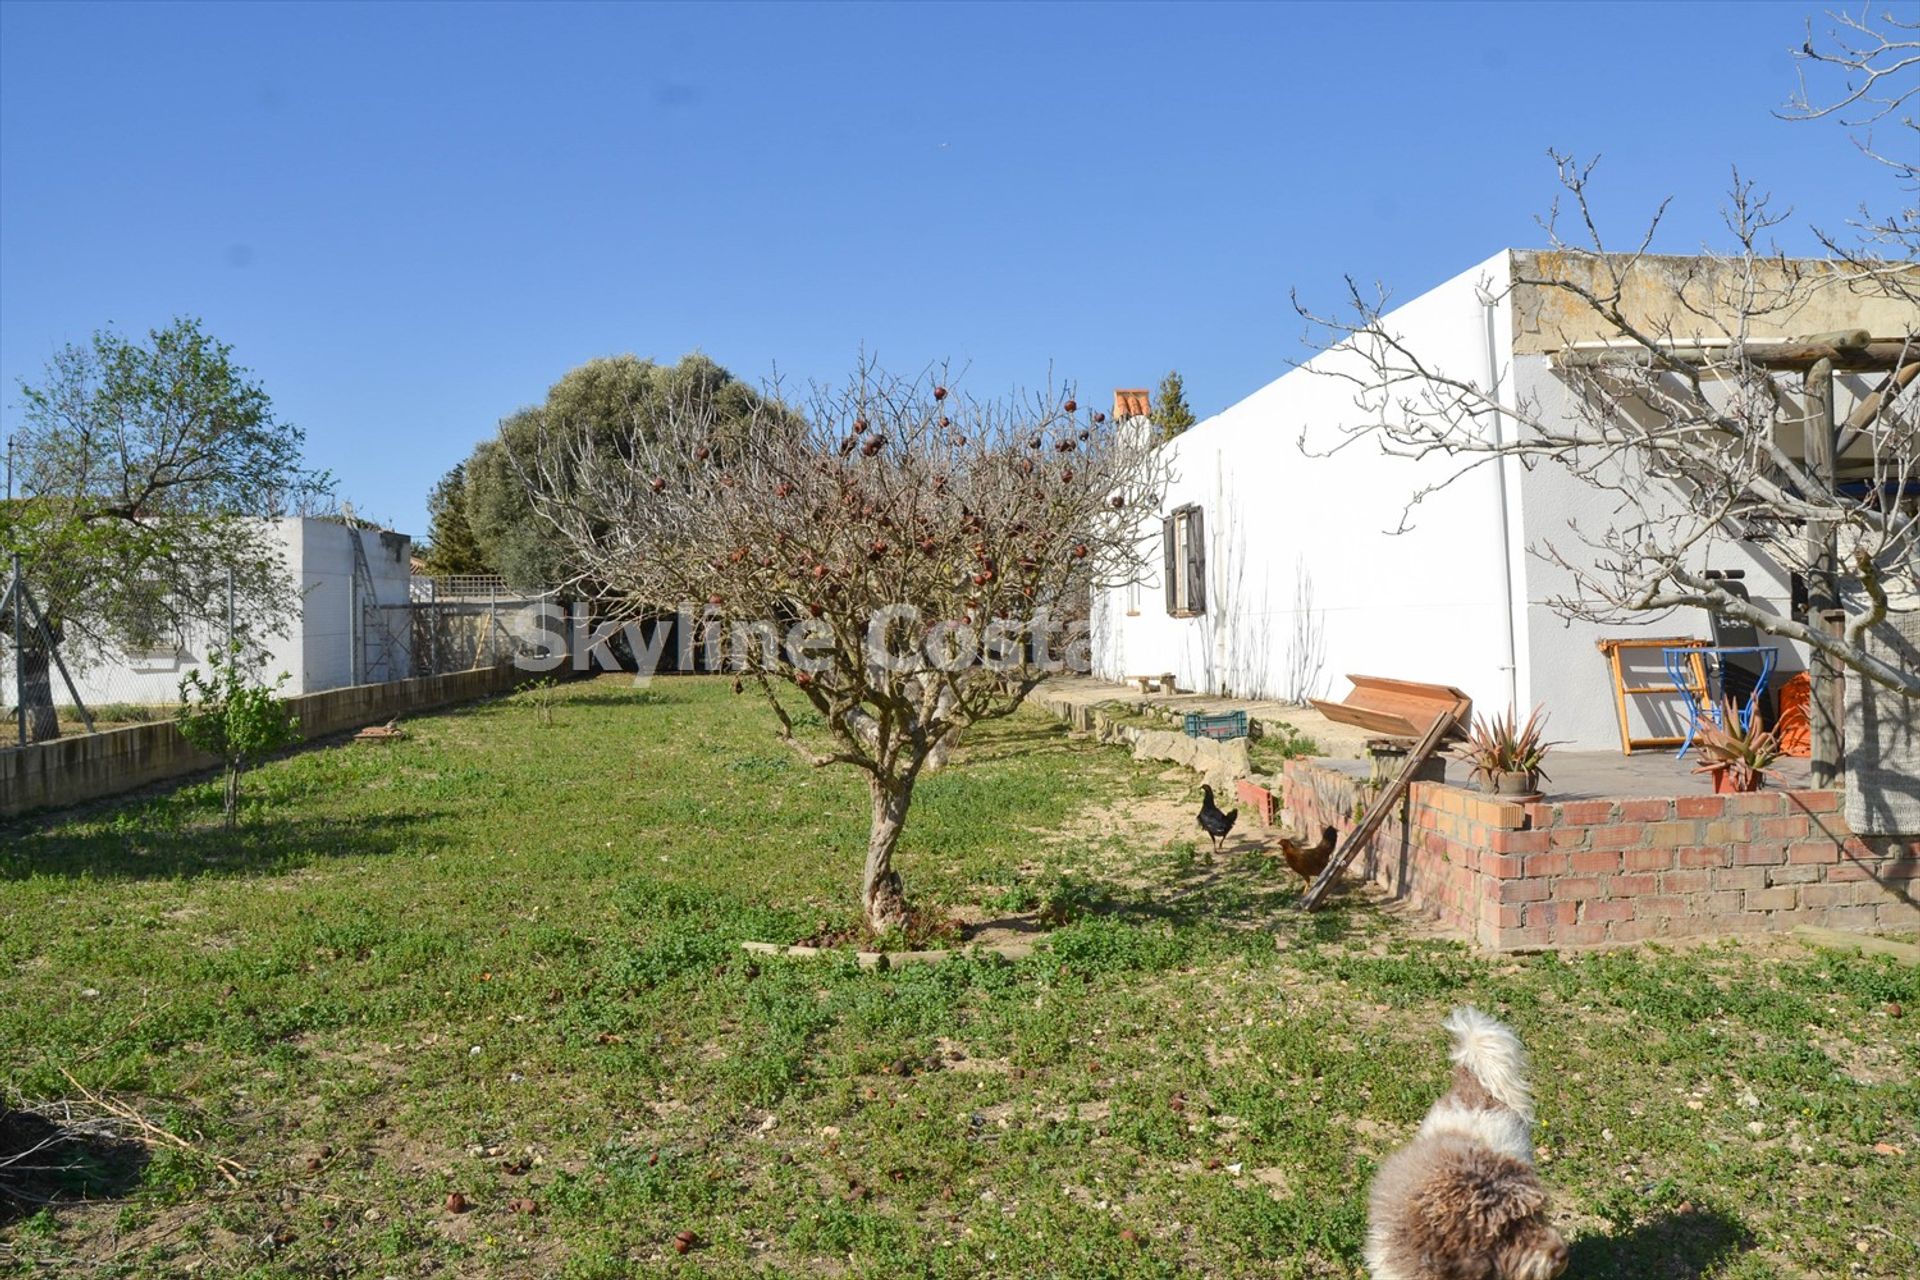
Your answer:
(224, 762), (242, 829)
(18, 640), (59, 744)
(862, 775), (913, 935)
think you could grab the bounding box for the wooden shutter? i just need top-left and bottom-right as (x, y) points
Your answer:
(1162, 514), (1178, 615)
(1185, 507), (1206, 614)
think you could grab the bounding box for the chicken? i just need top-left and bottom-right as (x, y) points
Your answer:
(1197, 784), (1238, 859)
(1277, 825), (1339, 882)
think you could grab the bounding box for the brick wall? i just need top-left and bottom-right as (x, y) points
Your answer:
(1279, 759), (1919, 951)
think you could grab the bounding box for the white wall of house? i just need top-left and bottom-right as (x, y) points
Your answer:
(1092, 250), (1524, 726)
(1505, 359), (1812, 750)
(62, 518), (413, 709)
(295, 520), (414, 690)
(1093, 248), (1845, 751)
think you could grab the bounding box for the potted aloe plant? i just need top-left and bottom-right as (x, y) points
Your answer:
(1455, 704), (1560, 799)
(1692, 702), (1783, 793)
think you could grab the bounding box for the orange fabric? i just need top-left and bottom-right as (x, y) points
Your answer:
(1775, 671), (1813, 758)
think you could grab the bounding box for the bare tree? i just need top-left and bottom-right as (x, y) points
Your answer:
(520, 362), (1168, 934)
(1781, 6), (1919, 290)
(1289, 10), (1920, 708)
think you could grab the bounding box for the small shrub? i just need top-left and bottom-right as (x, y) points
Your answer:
(176, 645), (300, 829)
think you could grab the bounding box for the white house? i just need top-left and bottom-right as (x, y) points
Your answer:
(1092, 249), (1914, 751)
(65, 517), (414, 707)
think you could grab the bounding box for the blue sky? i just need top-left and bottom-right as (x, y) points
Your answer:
(0, 1), (1885, 537)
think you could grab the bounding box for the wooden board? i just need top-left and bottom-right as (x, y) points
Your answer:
(1310, 674), (1471, 741)
(1300, 709), (1459, 911)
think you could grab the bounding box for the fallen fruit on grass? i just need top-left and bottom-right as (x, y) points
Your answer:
(445, 1192), (468, 1214)
(1120, 1228), (1139, 1246)
(509, 1197), (538, 1215)
(674, 1230), (697, 1254)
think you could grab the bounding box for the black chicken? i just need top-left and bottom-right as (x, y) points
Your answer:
(1197, 784), (1238, 859)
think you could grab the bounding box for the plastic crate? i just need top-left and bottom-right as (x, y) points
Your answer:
(1183, 710), (1248, 741)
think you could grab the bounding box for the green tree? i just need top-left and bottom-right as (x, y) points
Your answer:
(463, 353), (793, 590)
(1151, 370), (1197, 442)
(4, 318), (327, 741)
(421, 462), (490, 576)
(176, 643), (302, 829)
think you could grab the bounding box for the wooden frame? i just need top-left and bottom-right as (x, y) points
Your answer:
(1596, 636), (1708, 754)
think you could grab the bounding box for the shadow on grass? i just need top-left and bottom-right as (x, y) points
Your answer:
(534, 686), (676, 709)
(0, 1107), (150, 1227)
(1570, 1208), (1753, 1279)
(1051, 850), (1360, 947)
(952, 724), (1077, 764)
(0, 809), (451, 883)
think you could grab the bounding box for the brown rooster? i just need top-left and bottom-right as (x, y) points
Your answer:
(1276, 825), (1339, 882)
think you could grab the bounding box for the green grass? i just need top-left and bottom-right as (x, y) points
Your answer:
(1, 675), (1915, 1277)
(1248, 718), (1320, 776)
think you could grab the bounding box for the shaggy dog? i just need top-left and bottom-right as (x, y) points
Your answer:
(1364, 1007), (1570, 1280)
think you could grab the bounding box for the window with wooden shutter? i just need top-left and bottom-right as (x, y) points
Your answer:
(1164, 505), (1207, 616)
(1162, 514), (1178, 615)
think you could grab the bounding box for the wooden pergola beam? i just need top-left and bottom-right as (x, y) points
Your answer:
(1555, 338), (1917, 373)
(1834, 360), (1920, 457)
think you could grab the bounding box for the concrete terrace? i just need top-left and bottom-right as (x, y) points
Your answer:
(1038, 675), (1812, 801)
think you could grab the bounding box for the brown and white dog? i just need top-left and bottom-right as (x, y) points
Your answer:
(1364, 1007), (1570, 1280)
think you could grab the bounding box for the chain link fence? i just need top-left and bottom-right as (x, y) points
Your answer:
(0, 559), (246, 747)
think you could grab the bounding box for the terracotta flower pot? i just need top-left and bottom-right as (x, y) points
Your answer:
(1706, 763), (1763, 794)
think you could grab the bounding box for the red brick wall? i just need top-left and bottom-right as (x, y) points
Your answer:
(1279, 760), (1920, 951)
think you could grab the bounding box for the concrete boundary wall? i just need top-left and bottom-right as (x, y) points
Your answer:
(1038, 691), (1251, 792)
(2, 664), (542, 819)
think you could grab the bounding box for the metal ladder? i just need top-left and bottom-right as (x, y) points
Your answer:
(344, 508), (407, 685)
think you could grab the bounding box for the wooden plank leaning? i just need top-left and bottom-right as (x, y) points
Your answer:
(1299, 708), (1461, 911)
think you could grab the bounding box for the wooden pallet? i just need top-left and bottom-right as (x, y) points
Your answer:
(1595, 637), (1707, 754)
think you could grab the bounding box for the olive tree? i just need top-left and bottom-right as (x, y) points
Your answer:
(4, 319), (326, 741)
(462, 353), (783, 589)
(521, 364), (1168, 934)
